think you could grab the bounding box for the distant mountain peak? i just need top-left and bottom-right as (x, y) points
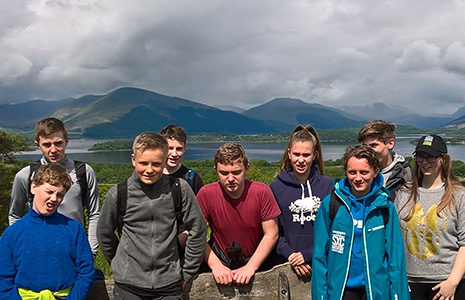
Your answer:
(243, 97), (364, 129)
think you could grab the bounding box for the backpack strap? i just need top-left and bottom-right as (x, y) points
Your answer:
(169, 177), (183, 234)
(27, 160), (42, 202)
(116, 179), (128, 237)
(184, 169), (196, 191)
(74, 160), (88, 208)
(329, 190), (341, 226)
(381, 207), (389, 226)
(28, 160), (88, 207)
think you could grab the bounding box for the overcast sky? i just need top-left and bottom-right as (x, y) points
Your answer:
(1, 0), (465, 114)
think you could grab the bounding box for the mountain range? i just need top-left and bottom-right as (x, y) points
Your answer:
(1, 87), (465, 138)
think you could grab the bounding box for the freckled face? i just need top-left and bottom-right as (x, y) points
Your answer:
(31, 182), (66, 216)
(346, 157), (378, 198)
(132, 149), (166, 185)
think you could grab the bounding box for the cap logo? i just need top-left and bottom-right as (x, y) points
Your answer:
(423, 135), (433, 146)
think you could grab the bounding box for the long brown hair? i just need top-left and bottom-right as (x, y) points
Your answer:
(401, 154), (462, 221)
(279, 125), (324, 174)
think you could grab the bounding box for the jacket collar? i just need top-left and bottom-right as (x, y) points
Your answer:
(334, 174), (389, 209)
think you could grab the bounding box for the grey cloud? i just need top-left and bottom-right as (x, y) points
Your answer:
(443, 42), (465, 74)
(0, 0), (465, 115)
(396, 40), (441, 71)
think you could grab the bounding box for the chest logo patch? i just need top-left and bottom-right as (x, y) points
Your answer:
(331, 230), (346, 254)
(289, 196), (321, 224)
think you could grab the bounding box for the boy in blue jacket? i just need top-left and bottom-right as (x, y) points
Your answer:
(0, 163), (94, 299)
(312, 145), (409, 300)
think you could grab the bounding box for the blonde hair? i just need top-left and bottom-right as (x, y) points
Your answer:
(133, 132), (168, 155)
(279, 125), (324, 174)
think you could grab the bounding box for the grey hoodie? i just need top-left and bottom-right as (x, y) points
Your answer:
(382, 152), (412, 201)
(97, 173), (206, 289)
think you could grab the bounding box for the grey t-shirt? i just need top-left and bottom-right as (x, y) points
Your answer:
(395, 185), (465, 282)
(9, 157), (100, 255)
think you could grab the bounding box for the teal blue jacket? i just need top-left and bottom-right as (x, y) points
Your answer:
(311, 178), (409, 300)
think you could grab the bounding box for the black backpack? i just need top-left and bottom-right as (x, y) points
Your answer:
(28, 160), (87, 205)
(184, 169), (196, 190)
(329, 190), (389, 226)
(115, 176), (183, 237)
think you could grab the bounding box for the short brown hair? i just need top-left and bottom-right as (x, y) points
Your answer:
(343, 145), (380, 172)
(214, 142), (248, 167)
(133, 132), (168, 156)
(358, 120), (396, 144)
(160, 124), (187, 145)
(34, 118), (68, 142)
(33, 163), (72, 192)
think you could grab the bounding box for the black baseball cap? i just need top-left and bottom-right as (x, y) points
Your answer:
(414, 134), (447, 157)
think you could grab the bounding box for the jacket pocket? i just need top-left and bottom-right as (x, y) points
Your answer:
(367, 224), (384, 232)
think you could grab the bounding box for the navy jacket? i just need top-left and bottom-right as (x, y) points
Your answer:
(270, 167), (332, 263)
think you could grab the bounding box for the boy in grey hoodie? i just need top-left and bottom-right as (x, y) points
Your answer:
(97, 132), (206, 299)
(358, 120), (412, 200)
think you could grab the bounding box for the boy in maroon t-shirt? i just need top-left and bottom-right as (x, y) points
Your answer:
(197, 142), (281, 285)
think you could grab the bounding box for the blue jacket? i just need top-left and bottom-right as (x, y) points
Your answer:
(311, 175), (409, 300)
(0, 209), (95, 299)
(270, 167), (332, 264)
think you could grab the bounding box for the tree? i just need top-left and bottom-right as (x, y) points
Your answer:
(0, 130), (29, 162)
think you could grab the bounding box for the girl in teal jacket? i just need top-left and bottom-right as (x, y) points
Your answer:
(312, 145), (409, 300)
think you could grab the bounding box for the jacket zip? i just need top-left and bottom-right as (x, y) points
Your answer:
(363, 221), (373, 300)
(363, 204), (389, 300)
(334, 190), (356, 300)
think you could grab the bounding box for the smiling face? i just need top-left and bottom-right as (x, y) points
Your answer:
(215, 160), (249, 199)
(31, 182), (66, 216)
(288, 141), (316, 183)
(35, 131), (68, 163)
(346, 157), (379, 198)
(416, 151), (442, 178)
(132, 148), (166, 185)
(165, 138), (186, 172)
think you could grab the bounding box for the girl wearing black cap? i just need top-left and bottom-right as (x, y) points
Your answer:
(395, 134), (465, 300)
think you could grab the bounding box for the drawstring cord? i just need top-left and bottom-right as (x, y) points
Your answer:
(299, 180), (313, 225)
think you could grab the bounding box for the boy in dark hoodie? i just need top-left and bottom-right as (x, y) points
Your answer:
(160, 124), (204, 195)
(270, 125), (332, 279)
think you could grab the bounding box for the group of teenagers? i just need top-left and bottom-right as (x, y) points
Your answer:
(0, 117), (464, 300)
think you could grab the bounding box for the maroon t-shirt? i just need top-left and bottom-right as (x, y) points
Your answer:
(197, 180), (281, 258)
